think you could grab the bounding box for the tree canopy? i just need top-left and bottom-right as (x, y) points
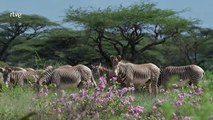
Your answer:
(0, 2), (212, 70)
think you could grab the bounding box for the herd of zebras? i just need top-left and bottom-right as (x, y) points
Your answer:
(0, 55), (204, 95)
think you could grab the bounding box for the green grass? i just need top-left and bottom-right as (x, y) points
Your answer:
(0, 86), (54, 120)
(0, 71), (212, 120)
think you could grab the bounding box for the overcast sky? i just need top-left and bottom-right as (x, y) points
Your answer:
(0, 0), (212, 28)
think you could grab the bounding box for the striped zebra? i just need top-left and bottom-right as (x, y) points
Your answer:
(5, 66), (26, 72)
(38, 65), (72, 86)
(0, 67), (4, 84)
(2, 67), (39, 86)
(111, 55), (160, 95)
(38, 66), (54, 86)
(159, 65), (204, 89)
(38, 64), (97, 90)
(92, 63), (116, 83)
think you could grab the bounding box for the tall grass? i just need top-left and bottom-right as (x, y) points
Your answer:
(0, 71), (212, 120)
(0, 86), (53, 120)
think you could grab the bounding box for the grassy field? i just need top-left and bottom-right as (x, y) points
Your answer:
(0, 72), (213, 120)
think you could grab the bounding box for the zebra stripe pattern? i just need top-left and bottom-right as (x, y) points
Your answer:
(159, 65), (204, 89)
(112, 55), (160, 95)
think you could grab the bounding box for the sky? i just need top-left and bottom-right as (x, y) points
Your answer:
(0, 0), (212, 28)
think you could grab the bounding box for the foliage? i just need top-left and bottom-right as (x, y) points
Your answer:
(0, 1), (212, 69)
(65, 2), (195, 65)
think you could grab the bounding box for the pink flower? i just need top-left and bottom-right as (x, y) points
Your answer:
(98, 81), (106, 89)
(173, 116), (179, 120)
(55, 108), (62, 113)
(178, 93), (185, 99)
(129, 106), (144, 117)
(176, 100), (184, 107)
(98, 76), (107, 90)
(99, 76), (107, 83)
(183, 116), (192, 120)
(129, 96), (135, 101)
(128, 87), (135, 91)
(195, 87), (203, 95)
(112, 76), (117, 80)
(70, 93), (79, 101)
(105, 92), (111, 98)
(79, 89), (88, 98)
(123, 99), (131, 105)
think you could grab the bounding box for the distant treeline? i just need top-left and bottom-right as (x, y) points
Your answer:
(0, 2), (213, 70)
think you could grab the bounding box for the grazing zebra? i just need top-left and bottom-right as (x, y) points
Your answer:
(92, 63), (116, 83)
(159, 65), (204, 89)
(5, 66), (26, 72)
(39, 64), (97, 90)
(38, 66), (54, 86)
(111, 55), (160, 95)
(2, 67), (39, 86)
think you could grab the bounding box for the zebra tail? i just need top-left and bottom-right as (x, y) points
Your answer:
(91, 75), (97, 87)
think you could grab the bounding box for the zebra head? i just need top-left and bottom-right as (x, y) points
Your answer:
(110, 55), (122, 66)
(114, 62), (126, 76)
(1, 68), (13, 86)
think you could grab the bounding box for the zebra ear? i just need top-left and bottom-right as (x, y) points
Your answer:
(46, 66), (53, 70)
(117, 55), (122, 61)
(7, 68), (13, 73)
(0, 67), (4, 73)
(110, 55), (117, 62)
(110, 55), (115, 60)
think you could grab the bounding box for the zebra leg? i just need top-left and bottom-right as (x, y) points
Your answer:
(151, 76), (158, 96)
(145, 79), (151, 94)
(189, 80), (199, 88)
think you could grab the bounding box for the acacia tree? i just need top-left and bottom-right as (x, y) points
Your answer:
(0, 12), (57, 61)
(65, 2), (194, 65)
(173, 26), (213, 66)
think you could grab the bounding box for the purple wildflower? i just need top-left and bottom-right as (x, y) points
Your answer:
(98, 81), (106, 89)
(122, 99), (131, 105)
(70, 93), (79, 101)
(183, 116), (192, 120)
(129, 106), (144, 117)
(98, 76), (107, 90)
(178, 93), (185, 99)
(105, 91), (111, 98)
(176, 100), (184, 107)
(112, 76), (117, 80)
(79, 89), (88, 98)
(99, 76), (107, 82)
(128, 96), (135, 101)
(195, 87), (203, 95)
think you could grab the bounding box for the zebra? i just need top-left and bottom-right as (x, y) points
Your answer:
(5, 66), (26, 72)
(111, 55), (160, 95)
(92, 63), (116, 83)
(0, 67), (4, 85)
(38, 66), (54, 86)
(38, 65), (72, 86)
(38, 64), (97, 90)
(2, 67), (39, 87)
(159, 65), (204, 89)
